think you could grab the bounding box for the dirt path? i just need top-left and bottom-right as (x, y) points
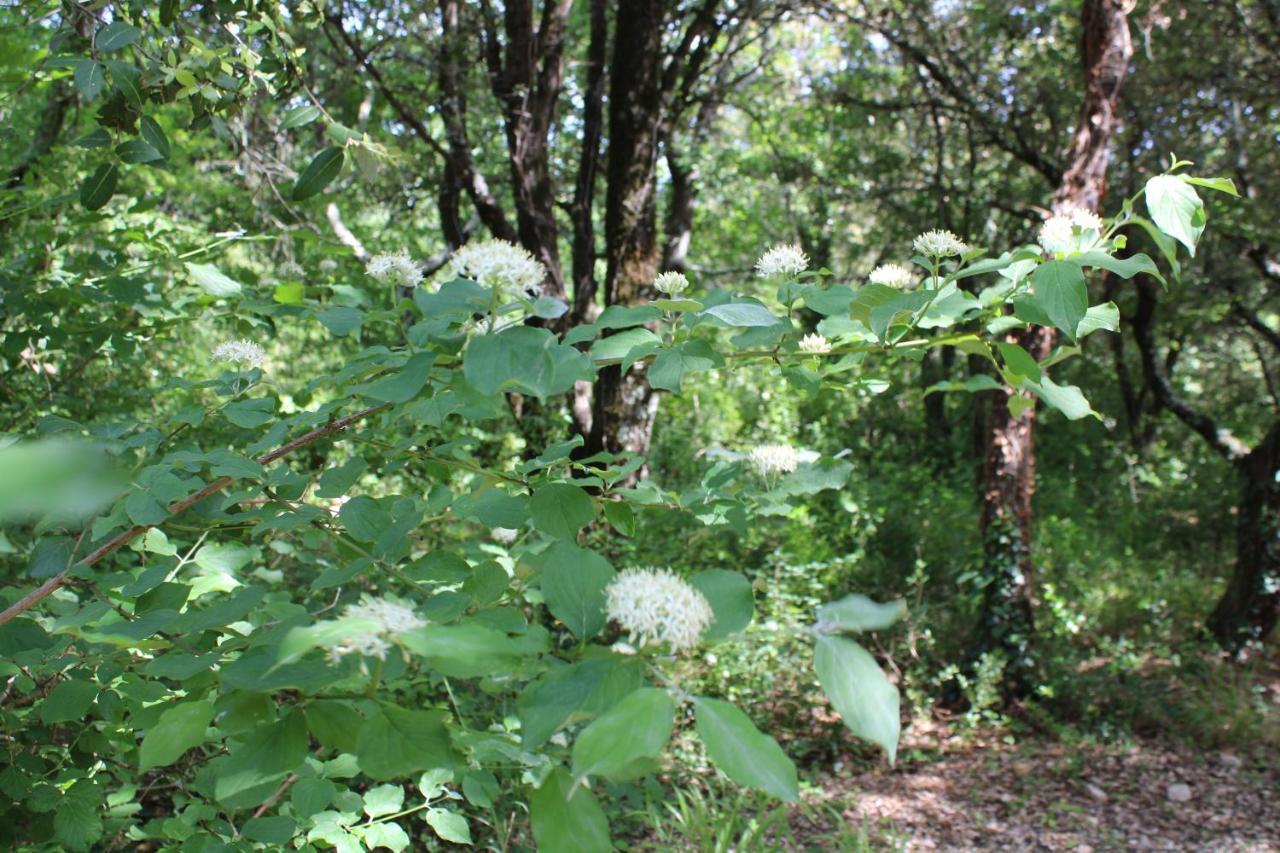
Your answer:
(806, 731), (1279, 851)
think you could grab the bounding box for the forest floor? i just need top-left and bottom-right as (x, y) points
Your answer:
(798, 722), (1280, 851)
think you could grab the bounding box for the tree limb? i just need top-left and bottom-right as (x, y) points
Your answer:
(0, 403), (391, 627)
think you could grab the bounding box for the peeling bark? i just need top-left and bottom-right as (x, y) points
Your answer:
(588, 0), (669, 463)
(974, 0), (1133, 694)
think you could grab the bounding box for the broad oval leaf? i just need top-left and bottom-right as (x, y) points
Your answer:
(140, 116), (172, 159)
(693, 697), (798, 801)
(80, 163), (118, 211)
(571, 687), (675, 781)
(701, 302), (782, 327)
(356, 706), (453, 781)
(292, 146), (345, 200)
(530, 483), (595, 540)
(1145, 174), (1205, 256)
(536, 541), (616, 640)
(815, 594), (907, 634)
(96, 21), (142, 51)
(280, 105), (323, 130)
(1030, 260), (1087, 341)
(688, 569), (754, 641)
(139, 700), (214, 771)
(530, 768), (611, 853)
(813, 635), (899, 764)
(186, 262), (243, 297)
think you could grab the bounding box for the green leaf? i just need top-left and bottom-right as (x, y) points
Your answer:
(362, 784), (404, 818)
(693, 697), (798, 801)
(813, 635), (899, 764)
(590, 328), (661, 364)
(1183, 175), (1239, 196)
(243, 816), (297, 845)
(280, 105), (323, 130)
(530, 768), (611, 853)
(602, 500), (635, 536)
(274, 281), (305, 304)
(72, 128), (111, 148)
(96, 21), (141, 51)
(530, 482), (595, 539)
(701, 302), (782, 327)
(125, 489), (166, 525)
(139, 700), (214, 770)
(356, 706), (453, 781)
(223, 397), (275, 427)
(357, 822), (411, 852)
(869, 291), (931, 341)
(816, 594), (907, 633)
(40, 679), (98, 723)
(518, 657), (644, 747)
(215, 711), (309, 803)
(79, 163), (118, 211)
(1070, 251), (1163, 283)
(400, 623), (542, 677)
(54, 780), (102, 852)
(139, 116), (172, 159)
(776, 458), (854, 496)
(464, 326), (593, 399)
(648, 339), (723, 394)
(1145, 174), (1205, 255)
(1023, 374), (1097, 421)
(426, 808), (473, 845)
(105, 60), (143, 107)
(116, 139), (163, 164)
(316, 306), (363, 336)
(351, 352), (434, 403)
(187, 262), (243, 297)
(292, 147), (345, 201)
(537, 541), (615, 639)
(995, 341), (1041, 382)
(277, 616), (381, 667)
(1076, 301), (1120, 338)
(571, 688), (674, 781)
(1030, 260), (1087, 341)
(688, 570), (754, 641)
(305, 700), (363, 753)
(74, 60), (105, 100)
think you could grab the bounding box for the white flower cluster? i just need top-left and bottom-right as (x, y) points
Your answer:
(211, 339), (266, 370)
(491, 527), (519, 545)
(749, 443), (801, 476)
(1037, 207), (1105, 256)
(324, 594), (427, 664)
(366, 250), (423, 288)
(605, 567), (714, 652)
(653, 271), (690, 296)
(869, 263), (915, 288)
(912, 229), (969, 258)
(755, 243), (809, 278)
(798, 333), (832, 354)
(451, 239), (547, 300)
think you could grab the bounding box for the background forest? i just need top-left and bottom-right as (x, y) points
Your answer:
(1, 1), (1277, 850)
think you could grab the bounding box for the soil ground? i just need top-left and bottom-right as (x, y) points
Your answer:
(799, 727), (1279, 851)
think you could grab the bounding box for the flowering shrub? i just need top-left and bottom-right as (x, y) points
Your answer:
(0, 158), (1234, 851)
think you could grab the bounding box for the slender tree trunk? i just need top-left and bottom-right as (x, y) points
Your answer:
(973, 0), (1132, 695)
(1134, 280), (1278, 649)
(1208, 423), (1280, 648)
(587, 0), (667, 463)
(490, 0), (573, 300)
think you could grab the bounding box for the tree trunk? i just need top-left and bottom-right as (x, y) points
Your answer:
(587, 0), (667, 462)
(973, 0), (1132, 695)
(1208, 423), (1280, 648)
(490, 0), (573, 300)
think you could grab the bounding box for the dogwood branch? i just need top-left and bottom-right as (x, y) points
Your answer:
(0, 403), (391, 627)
